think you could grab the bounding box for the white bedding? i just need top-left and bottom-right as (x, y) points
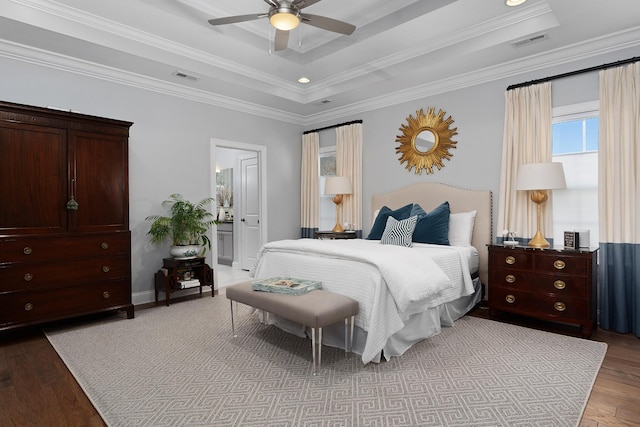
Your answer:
(251, 238), (479, 364)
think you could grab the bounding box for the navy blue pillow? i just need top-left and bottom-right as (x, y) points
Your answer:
(367, 203), (413, 240)
(412, 201), (450, 245)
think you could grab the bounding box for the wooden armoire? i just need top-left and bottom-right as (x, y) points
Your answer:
(0, 101), (134, 331)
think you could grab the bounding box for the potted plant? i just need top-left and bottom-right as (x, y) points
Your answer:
(146, 193), (217, 259)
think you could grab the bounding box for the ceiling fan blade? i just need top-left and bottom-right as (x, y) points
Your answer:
(301, 13), (355, 35)
(292, 0), (322, 9)
(208, 14), (265, 26)
(274, 29), (290, 51)
(263, 0), (280, 8)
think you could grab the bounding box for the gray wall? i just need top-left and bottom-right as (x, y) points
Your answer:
(1, 46), (635, 303)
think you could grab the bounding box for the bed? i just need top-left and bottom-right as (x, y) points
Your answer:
(251, 182), (492, 364)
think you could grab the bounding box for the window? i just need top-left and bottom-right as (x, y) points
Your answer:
(318, 147), (336, 231)
(551, 101), (599, 248)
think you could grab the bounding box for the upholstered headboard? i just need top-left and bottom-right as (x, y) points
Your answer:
(371, 182), (492, 287)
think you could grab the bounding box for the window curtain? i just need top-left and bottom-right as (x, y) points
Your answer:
(598, 62), (640, 335)
(336, 123), (363, 237)
(497, 82), (553, 244)
(300, 132), (319, 238)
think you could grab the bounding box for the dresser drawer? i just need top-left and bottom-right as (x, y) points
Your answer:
(489, 248), (534, 270)
(0, 254), (130, 292)
(489, 287), (588, 324)
(533, 252), (588, 276)
(490, 268), (587, 298)
(0, 280), (131, 327)
(0, 232), (130, 263)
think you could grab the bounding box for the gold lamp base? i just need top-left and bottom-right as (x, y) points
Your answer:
(332, 194), (344, 233)
(527, 190), (550, 248)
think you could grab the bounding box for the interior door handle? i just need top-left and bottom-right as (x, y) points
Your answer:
(241, 218), (245, 222)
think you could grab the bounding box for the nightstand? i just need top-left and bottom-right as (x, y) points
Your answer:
(314, 231), (357, 240)
(488, 245), (597, 337)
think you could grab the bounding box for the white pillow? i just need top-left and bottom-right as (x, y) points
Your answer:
(381, 215), (417, 247)
(448, 210), (477, 247)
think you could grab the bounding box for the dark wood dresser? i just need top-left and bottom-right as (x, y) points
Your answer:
(0, 101), (134, 331)
(488, 245), (597, 337)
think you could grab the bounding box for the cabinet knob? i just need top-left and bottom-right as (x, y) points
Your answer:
(23, 246), (32, 255)
(101, 242), (109, 250)
(554, 301), (566, 312)
(103, 291), (111, 299)
(553, 260), (566, 270)
(554, 280), (566, 290)
(505, 274), (516, 284)
(505, 294), (516, 303)
(24, 273), (33, 282)
(505, 256), (515, 265)
(24, 302), (33, 311)
(102, 265), (110, 273)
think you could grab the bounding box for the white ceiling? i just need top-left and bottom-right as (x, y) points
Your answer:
(1, 0), (639, 125)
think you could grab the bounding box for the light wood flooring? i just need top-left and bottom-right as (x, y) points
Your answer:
(1, 303), (639, 427)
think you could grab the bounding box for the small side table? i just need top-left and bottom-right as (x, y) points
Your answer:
(314, 231), (357, 240)
(155, 257), (214, 306)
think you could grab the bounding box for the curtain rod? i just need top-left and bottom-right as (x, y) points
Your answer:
(303, 119), (363, 135)
(506, 56), (640, 91)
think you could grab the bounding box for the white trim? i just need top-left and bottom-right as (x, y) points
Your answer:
(553, 101), (599, 122)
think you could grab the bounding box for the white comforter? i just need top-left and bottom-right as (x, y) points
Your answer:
(251, 238), (476, 363)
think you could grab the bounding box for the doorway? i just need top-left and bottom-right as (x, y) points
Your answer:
(211, 139), (267, 288)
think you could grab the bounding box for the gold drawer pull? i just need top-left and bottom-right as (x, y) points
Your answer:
(554, 280), (566, 290)
(24, 273), (33, 282)
(24, 303), (33, 311)
(505, 294), (515, 303)
(505, 256), (515, 265)
(553, 260), (566, 270)
(102, 265), (110, 273)
(103, 291), (111, 299)
(23, 246), (32, 255)
(101, 242), (109, 250)
(554, 301), (566, 311)
(505, 274), (516, 283)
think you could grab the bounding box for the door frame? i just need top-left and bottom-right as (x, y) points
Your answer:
(210, 139), (267, 285)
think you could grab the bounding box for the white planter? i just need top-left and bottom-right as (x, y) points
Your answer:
(170, 245), (200, 259)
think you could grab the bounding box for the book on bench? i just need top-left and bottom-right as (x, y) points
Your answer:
(252, 276), (322, 295)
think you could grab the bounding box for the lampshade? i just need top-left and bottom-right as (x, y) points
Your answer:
(269, 11), (300, 31)
(516, 162), (567, 191)
(324, 176), (352, 195)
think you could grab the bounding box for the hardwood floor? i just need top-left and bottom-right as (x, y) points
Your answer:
(1, 306), (639, 427)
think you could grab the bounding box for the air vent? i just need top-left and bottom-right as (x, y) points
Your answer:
(172, 71), (200, 81)
(511, 33), (549, 48)
(313, 99), (332, 106)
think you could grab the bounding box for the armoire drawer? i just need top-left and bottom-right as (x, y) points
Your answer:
(0, 232), (130, 263)
(0, 254), (130, 292)
(0, 280), (131, 327)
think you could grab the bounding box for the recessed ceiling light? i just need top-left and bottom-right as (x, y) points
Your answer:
(505, 0), (527, 5)
(298, 77), (310, 84)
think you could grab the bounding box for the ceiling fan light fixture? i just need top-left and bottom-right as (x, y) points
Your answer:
(505, 0), (527, 6)
(269, 10), (300, 31)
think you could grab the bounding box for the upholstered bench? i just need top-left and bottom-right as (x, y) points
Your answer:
(225, 281), (359, 373)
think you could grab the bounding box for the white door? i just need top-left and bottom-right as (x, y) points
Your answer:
(240, 155), (261, 270)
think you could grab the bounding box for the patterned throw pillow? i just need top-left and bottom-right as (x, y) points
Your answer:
(380, 215), (418, 247)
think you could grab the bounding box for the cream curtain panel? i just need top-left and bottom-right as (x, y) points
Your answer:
(336, 123), (363, 237)
(497, 82), (553, 244)
(300, 132), (319, 238)
(598, 62), (640, 335)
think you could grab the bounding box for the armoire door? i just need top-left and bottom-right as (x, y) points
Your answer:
(68, 131), (129, 233)
(0, 122), (68, 235)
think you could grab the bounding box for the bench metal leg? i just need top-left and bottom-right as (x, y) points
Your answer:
(344, 316), (355, 356)
(229, 300), (237, 337)
(311, 327), (322, 375)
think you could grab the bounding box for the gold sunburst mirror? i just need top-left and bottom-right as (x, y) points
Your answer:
(395, 107), (458, 175)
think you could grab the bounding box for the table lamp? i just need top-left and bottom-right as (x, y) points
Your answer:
(516, 162), (566, 248)
(324, 176), (352, 233)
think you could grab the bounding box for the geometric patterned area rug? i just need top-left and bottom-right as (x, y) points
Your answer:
(45, 295), (607, 427)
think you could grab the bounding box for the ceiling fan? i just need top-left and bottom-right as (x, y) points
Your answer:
(208, 0), (356, 51)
